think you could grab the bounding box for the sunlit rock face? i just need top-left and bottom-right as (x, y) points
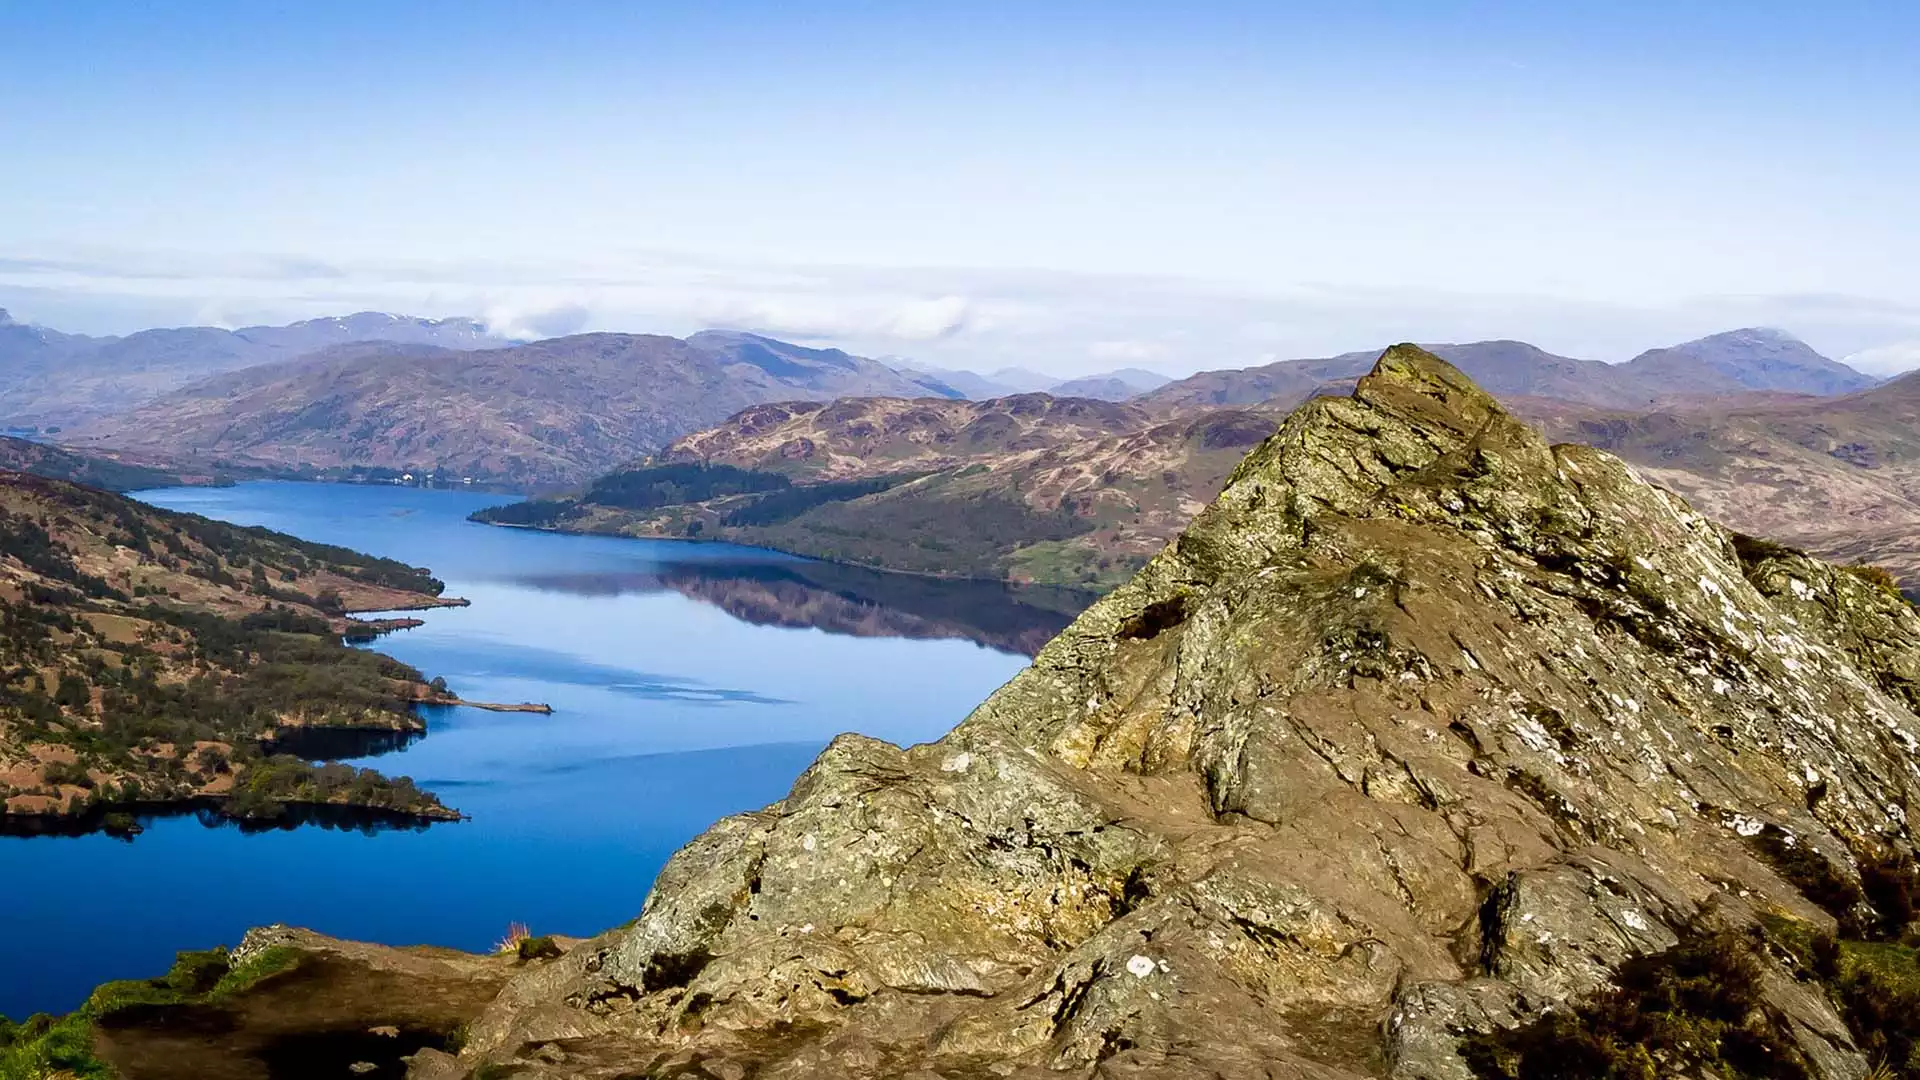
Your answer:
(437, 347), (1920, 1079)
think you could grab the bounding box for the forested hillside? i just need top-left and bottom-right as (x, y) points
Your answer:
(0, 472), (459, 832)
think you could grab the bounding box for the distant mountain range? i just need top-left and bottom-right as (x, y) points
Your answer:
(887, 359), (1172, 401)
(1513, 367), (1920, 588)
(1049, 368), (1175, 400)
(1621, 327), (1879, 396)
(1137, 328), (1878, 413)
(9, 308), (1898, 520)
(0, 309), (503, 427)
(70, 330), (955, 485)
(1, 304), (1911, 600)
(469, 331), (1917, 590)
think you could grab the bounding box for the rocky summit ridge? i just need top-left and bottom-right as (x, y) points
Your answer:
(418, 346), (1920, 1077)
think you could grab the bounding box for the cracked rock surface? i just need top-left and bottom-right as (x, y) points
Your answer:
(428, 347), (1920, 1079)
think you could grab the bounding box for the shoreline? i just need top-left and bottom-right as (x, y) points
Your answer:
(0, 794), (463, 839)
(414, 694), (553, 714)
(469, 515), (1111, 593)
(344, 595), (471, 614)
(342, 615), (424, 640)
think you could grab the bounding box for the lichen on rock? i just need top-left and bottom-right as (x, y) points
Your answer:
(439, 346), (1920, 1079)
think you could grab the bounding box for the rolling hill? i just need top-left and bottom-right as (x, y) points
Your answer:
(0, 436), (208, 492)
(474, 392), (1282, 588)
(70, 331), (949, 485)
(1048, 367), (1174, 400)
(1516, 368), (1920, 588)
(885, 359), (1171, 400)
(0, 309), (503, 428)
(0, 472), (460, 831)
(1618, 326), (1879, 396)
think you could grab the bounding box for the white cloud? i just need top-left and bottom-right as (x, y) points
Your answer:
(887, 295), (971, 341)
(6, 242), (1920, 380)
(1087, 339), (1168, 363)
(1844, 342), (1920, 377)
(687, 294), (971, 344)
(483, 303), (591, 341)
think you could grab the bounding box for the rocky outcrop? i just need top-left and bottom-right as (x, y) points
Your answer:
(89, 927), (521, 1080)
(436, 347), (1920, 1078)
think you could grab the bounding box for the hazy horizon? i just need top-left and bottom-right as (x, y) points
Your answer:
(4, 2), (1917, 377)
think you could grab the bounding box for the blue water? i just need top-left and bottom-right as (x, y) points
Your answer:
(0, 481), (1041, 1018)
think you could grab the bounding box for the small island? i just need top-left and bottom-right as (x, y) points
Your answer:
(0, 472), (483, 834)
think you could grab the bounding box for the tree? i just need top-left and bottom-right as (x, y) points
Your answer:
(53, 673), (90, 710)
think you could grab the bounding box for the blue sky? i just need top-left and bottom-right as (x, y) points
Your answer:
(3, 1), (1918, 375)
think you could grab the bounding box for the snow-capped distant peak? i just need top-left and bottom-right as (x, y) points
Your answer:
(1677, 327), (1804, 350)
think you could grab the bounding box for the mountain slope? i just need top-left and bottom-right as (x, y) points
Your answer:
(661, 394), (1153, 478)
(883, 360), (1124, 400)
(0, 472), (460, 831)
(882, 361), (1032, 399)
(1049, 367), (1174, 401)
(0, 309), (503, 427)
(0, 435), (204, 491)
(76, 332), (956, 485)
(474, 394), (1282, 587)
(428, 346), (1920, 1078)
(232, 311), (498, 353)
(1518, 368), (1920, 587)
(1621, 327), (1878, 396)
(688, 330), (958, 400)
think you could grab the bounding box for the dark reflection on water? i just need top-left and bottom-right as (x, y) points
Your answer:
(512, 559), (1094, 657)
(0, 800), (437, 840)
(265, 726), (425, 760)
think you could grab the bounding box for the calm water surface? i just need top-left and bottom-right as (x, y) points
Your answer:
(1, 481), (1052, 1018)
